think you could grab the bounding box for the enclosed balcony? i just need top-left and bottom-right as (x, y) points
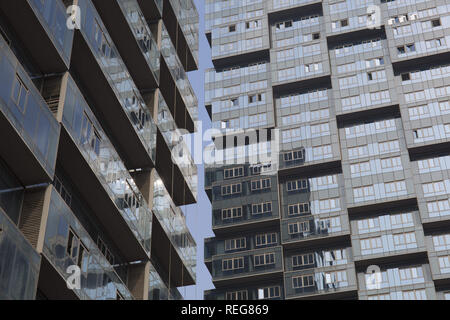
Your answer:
(39, 186), (134, 300)
(210, 246), (283, 287)
(70, 0), (157, 170)
(152, 172), (197, 286)
(0, 208), (41, 300)
(0, 35), (59, 185)
(92, 0), (160, 91)
(0, 0), (73, 72)
(46, 72), (152, 262)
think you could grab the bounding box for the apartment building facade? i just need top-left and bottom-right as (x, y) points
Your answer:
(0, 0), (199, 300)
(204, 0), (450, 300)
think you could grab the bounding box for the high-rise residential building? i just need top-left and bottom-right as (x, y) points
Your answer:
(203, 0), (450, 300)
(0, 0), (199, 300)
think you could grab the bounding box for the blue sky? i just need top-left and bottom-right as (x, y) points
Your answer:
(180, 0), (215, 300)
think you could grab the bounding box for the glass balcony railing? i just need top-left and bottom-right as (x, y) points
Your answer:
(149, 263), (184, 300)
(117, 0), (160, 83)
(211, 246), (283, 281)
(75, 0), (157, 163)
(161, 23), (198, 128)
(168, 0), (199, 65)
(284, 266), (357, 299)
(153, 172), (197, 282)
(43, 187), (133, 300)
(281, 214), (350, 244)
(157, 92), (198, 200)
(0, 208), (40, 300)
(29, 0), (74, 66)
(0, 35), (59, 179)
(60, 73), (152, 256)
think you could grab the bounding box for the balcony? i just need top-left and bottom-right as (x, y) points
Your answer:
(0, 208), (40, 300)
(157, 92), (198, 204)
(149, 262), (184, 300)
(92, 0), (160, 91)
(0, 0), (73, 72)
(152, 172), (197, 286)
(70, 0), (157, 169)
(137, 0), (163, 24)
(284, 265), (358, 299)
(40, 186), (133, 300)
(165, 0), (199, 71)
(160, 23), (198, 132)
(210, 246), (283, 287)
(52, 72), (152, 262)
(0, 35), (59, 185)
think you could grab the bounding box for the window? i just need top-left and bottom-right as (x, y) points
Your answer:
(292, 253), (314, 268)
(431, 18), (441, 27)
(53, 176), (72, 207)
(433, 234), (450, 251)
(397, 44), (416, 54)
(221, 183), (242, 196)
(12, 74), (28, 113)
(313, 32), (320, 40)
(228, 25), (236, 32)
(288, 221), (310, 235)
(393, 232), (416, 248)
(94, 20), (111, 58)
(248, 93), (264, 104)
(222, 207), (243, 220)
(276, 20), (293, 30)
(254, 252), (275, 266)
(287, 179), (308, 192)
(283, 149), (305, 162)
(225, 237), (246, 252)
(251, 178), (271, 191)
(288, 202), (310, 216)
(258, 286), (280, 299)
(222, 257), (244, 271)
(350, 161), (371, 174)
(427, 199), (450, 217)
(402, 289), (426, 300)
(226, 290), (248, 300)
(81, 112), (101, 156)
(325, 271), (347, 287)
(97, 237), (114, 266)
(319, 198), (339, 211)
(401, 73), (411, 81)
(292, 275), (314, 289)
(255, 233), (277, 247)
(360, 236), (383, 252)
(423, 181), (445, 196)
(224, 167), (243, 179)
(66, 229), (89, 270)
(252, 202), (272, 215)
